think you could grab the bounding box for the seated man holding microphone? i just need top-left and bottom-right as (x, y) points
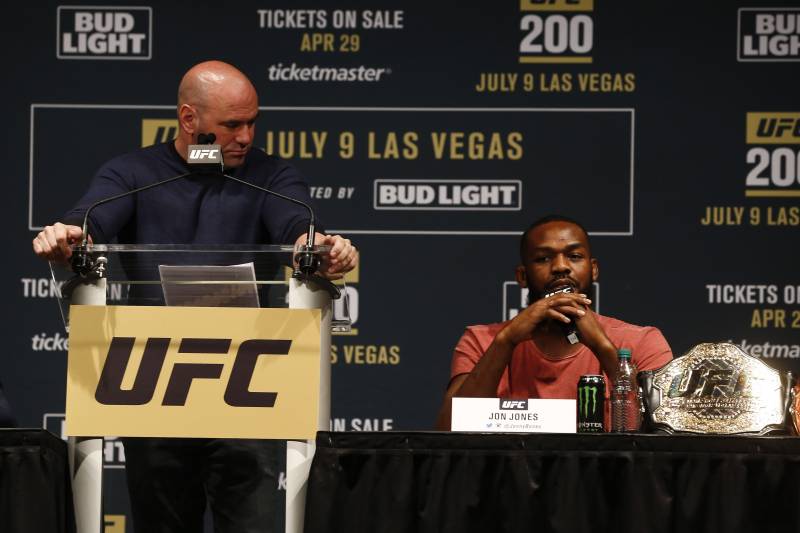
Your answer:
(436, 215), (672, 430)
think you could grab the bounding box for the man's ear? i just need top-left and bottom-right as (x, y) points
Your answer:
(591, 258), (599, 283)
(515, 265), (527, 287)
(178, 104), (198, 135)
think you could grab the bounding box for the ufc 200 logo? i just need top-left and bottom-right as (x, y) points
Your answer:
(95, 337), (290, 407)
(745, 112), (800, 192)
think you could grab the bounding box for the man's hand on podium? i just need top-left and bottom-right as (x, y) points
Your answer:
(32, 223), (84, 262)
(295, 232), (358, 279)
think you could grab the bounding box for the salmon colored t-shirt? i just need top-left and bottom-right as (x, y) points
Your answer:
(450, 313), (673, 403)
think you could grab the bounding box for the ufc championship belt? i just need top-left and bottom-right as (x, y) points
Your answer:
(639, 342), (794, 435)
(792, 383), (800, 436)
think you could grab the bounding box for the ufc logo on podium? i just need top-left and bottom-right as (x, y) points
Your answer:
(95, 337), (291, 407)
(67, 305), (320, 439)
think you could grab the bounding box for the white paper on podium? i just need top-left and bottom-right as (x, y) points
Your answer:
(158, 262), (260, 308)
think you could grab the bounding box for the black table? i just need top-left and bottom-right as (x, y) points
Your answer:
(305, 431), (800, 533)
(0, 429), (75, 533)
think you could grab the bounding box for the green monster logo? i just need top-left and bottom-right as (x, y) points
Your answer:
(578, 385), (598, 417)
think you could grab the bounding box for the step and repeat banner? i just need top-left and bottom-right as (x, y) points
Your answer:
(4, 1), (799, 531)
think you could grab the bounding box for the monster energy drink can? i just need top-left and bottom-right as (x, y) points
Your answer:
(577, 375), (606, 433)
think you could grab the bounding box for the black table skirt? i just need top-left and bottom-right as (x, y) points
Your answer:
(0, 429), (75, 533)
(305, 431), (800, 533)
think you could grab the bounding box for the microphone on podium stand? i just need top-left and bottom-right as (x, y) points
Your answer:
(183, 134), (322, 278)
(71, 133), (336, 295)
(186, 132), (224, 173)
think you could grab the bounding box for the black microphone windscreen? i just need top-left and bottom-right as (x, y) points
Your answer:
(198, 133), (216, 145)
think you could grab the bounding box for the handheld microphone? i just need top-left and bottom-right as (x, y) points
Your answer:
(543, 285), (580, 345)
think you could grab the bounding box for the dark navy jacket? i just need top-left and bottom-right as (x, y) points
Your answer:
(64, 142), (315, 245)
(62, 142), (319, 306)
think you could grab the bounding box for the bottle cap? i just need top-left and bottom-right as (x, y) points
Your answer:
(618, 348), (631, 359)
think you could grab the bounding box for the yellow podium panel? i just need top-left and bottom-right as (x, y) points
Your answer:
(66, 305), (321, 439)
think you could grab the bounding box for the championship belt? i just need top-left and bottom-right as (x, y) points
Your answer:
(640, 342), (794, 435)
(792, 383), (800, 436)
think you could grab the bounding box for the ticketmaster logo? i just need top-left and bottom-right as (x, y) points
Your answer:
(375, 180), (522, 210)
(733, 339), (800, 358)
(267, 62), (390, 82)
(32, 332), (68, 352)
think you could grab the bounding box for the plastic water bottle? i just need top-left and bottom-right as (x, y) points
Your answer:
(611, 348), (641, 432)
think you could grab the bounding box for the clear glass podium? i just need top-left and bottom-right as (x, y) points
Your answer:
(50, 243), (351, 332)
(50, 243), (345, 533)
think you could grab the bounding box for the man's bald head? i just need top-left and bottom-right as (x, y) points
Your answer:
(174, 61), (260, 168)
(177, 60), (257, 110)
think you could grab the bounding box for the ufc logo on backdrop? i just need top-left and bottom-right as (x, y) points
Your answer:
(759, 117), (800, 137)
(95, 337), (291, 407)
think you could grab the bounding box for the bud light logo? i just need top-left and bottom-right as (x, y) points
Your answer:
(374, 180), (522, 211)
(738, 9), (800, 62)
(57, 6), (152, 60)
(499, 399), (528, 410)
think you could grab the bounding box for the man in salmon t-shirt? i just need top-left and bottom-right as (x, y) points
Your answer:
(435, 215), (673, 430)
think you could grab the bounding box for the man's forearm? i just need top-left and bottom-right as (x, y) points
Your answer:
(589, 337), (619, 379)
(435, 338), (514, 431)
(453, 337), (515, 397)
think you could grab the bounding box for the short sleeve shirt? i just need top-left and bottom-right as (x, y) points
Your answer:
(451, 313), (673, 400)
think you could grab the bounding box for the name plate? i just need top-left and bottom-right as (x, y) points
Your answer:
(451, 398), (576, 433)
